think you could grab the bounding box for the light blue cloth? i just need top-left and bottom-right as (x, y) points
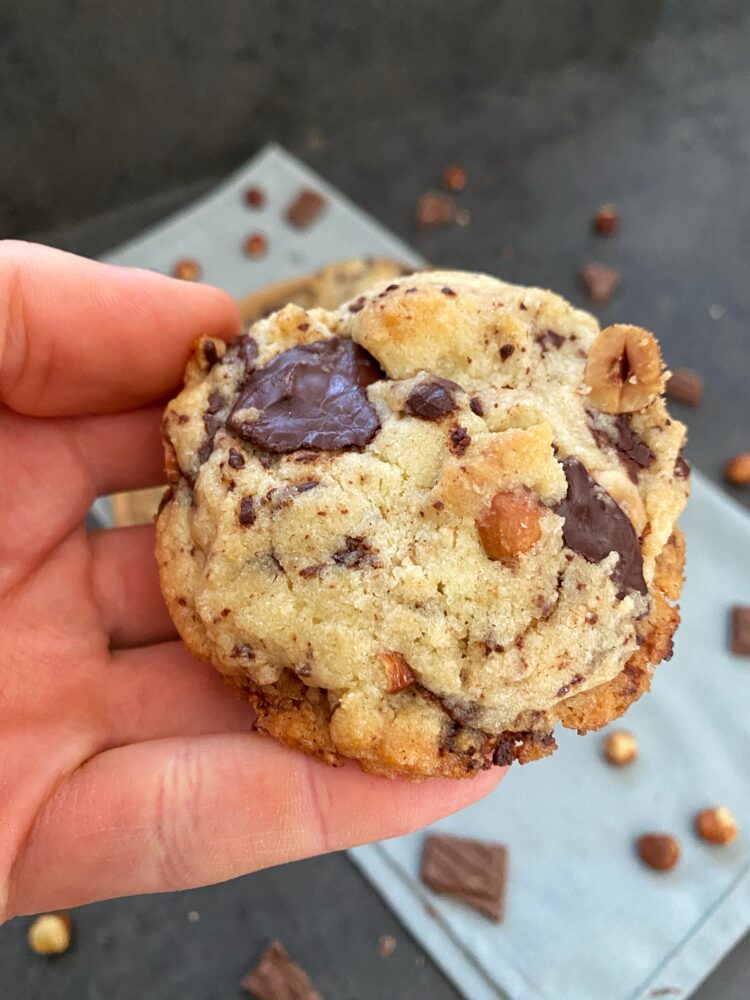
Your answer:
(99, 145), (750, 1000)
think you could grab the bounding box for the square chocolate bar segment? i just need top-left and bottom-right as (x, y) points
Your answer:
(421, 833), (508, 922)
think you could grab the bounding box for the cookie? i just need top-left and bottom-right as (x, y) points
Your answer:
(157, 270), (688, 779)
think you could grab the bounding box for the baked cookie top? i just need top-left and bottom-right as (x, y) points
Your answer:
(157, 270), (689, 778)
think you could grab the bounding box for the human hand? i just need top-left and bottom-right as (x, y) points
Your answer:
(0, 242), (502, 920)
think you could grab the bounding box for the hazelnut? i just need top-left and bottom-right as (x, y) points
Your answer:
(593, 204), (620, 235)
(243, 233), (268, 258)
(602, 728), (638, 766)
(379, 650), (415, 693)
(476, 490), (542, 563)
(637, 833), (681, 872)
(442, 164), (467, 192)
(584, 324), (664, 413)
(724, 453), (750, 486)
(28, 913), (72, 955)
(694, 806), (738, 845)
(172, 258), (201, 281)
(594, 470), (647, 534)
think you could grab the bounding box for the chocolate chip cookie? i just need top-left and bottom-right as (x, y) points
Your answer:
(157, 270), (688, 778)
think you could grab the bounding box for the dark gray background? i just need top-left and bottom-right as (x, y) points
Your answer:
(1, 1), (748, 997)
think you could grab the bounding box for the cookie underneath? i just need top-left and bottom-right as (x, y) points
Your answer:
(157, 270), (688, 779)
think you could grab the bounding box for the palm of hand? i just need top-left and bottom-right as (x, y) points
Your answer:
(0, 242), (499, 921)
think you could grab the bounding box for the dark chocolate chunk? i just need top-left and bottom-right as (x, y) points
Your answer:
(730, 606), (750, 656)
(441, 286), (457, 296)
(231, 643), (255, 661)
(228, 447), (245, 470)
(203, 340), (219, 369)
(666, 368), (703, 406)
(499, 344), (515, 361)
(238, 335), (259, 369)
(587, 413), (654, 483)
(534, 329), (565, 354)
(674, 447), (691, 479)
(332, 535), (378, 568)
(227, 337), (383, 454)
(554, 457), (646, 597)
(421, 834), (508, 922)
(450, 426), (471, 456)
(239, 495), (257, 526)
(469, 395), (484, 417)
(241, 940), (321, 1000)
(348, 295), (366, 313)
(405, 377), (461, 420)
(286, 188), (326, 229)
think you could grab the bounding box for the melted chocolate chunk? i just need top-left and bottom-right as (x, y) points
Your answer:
(499, 344), (515, 361)
(239, 495), (257, 526)
(450, 426), (471, 456)
(203, 340), (219, 369)
(588, 412), (654, 483)
(534, 329), (565, 354)
(554, 457), (646, 597)
(197, 392), (227, 464)
(237, 335), (259, 370)
(469, 395), (484, 417)
(405, 377), (461, 420)
(228, 447), (245, 470)
(227, 337), (383, 453)
(332, 535), (378, 568)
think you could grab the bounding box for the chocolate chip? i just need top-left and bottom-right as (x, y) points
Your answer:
(554, 457), (646, 597)
(730, 606), (750, 655)
(405, 377), (461, 420)
(332, 535), (378, 568)
(421, 834), (508, 922)
(239, 495), (257, 526)
(348, 295), (366, 313)
(534, 329), (566, 354)
(450, 427), (471, 456)
(469, 395), (484, 417)
(415, 192), (456, 229)
(241, 941), (321, 1000)
(580, 263), (620, 305)
(441, 286), (457, 297)
(666, 368), (703, 406)
(675, 447), (691, 479)
(587, 413), (654, 483)
(286, 188), (326, 229)
(227, 338), (383, 454)
(203, 341), (219, 369)
(244, 186), (265, 208)
(243, 233), (267, 258)
(228, 447), (245, 470)
(499, 344), (515, 361)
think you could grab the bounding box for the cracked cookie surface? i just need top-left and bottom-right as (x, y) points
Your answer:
(157, 270), (689, 778)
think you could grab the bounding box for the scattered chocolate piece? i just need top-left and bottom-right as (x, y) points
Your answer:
(286, 188), (326, 229)
(593, 204), (620, 235)
(244, 233), (268, 258)
(172, 258), (201, 281)
(695, 806), (739, 845)
(534, 329), (565, 354)
(405, 377), (461, 420)
(228, 338), (383, 453)
(450, 426), (471, 456)
(421, 834), (508, 922)
(415, 192), (456, 229)
(239, 496), (257, 527)
(228, 447), (245, 470)
(377, 934), (397, 958)
(332, 535), (378, 569)
(499, 344), (515, 361)
(602, 729), (638, 766)
(244, 186), (265, 208)
(725, 452), (750, 486)
(442, 164), (467, 192)
(730, 605), (750, 655)
(580, 263), (620, 305)
(469, 395), (484, 417)
(637, 833), (681, 872)
(666, 368), (703, 407)
(241, 940), (321, 1000)
(554, 457), (646, 597)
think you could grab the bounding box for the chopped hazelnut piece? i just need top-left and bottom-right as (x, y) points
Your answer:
(442, 164), (467, 192)
(476, 490), (542, 563)
(593, 204), (619, 235)
(380, 650), (416, 693)
(602, 729), (638, 766)
(695, 806), (739, 845)
(637, 833), (681, 872)
(172, 258), (201, 281)
(28, 913), (72, 955)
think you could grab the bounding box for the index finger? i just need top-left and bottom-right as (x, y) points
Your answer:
(0, 240), (240, 417)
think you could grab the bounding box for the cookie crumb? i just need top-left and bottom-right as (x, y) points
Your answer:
(377, 934), (397, 958)
(666, 368), (703, 407)
(724, 453), (750, 485)
(580, 263), (620, 305)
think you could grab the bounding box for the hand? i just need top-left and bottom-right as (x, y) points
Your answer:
(0, 242), (502, 920)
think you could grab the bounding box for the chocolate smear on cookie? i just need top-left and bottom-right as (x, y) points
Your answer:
(405, 377), (461, 420)
(554, 457), (646, 598)
(588, 412), (654, 482)
(228, 337), (383, 453)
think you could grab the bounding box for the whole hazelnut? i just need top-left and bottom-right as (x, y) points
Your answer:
(172, 258), (201, 281)
(694, 806), (738, 845)
(602, 729), (638, 766)
(637, 833), (681, 872)
(28, 913), (72, 955)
